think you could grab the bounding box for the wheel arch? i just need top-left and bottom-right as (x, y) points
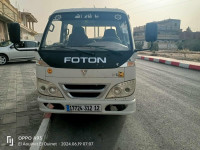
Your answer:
(0, 53), (9, 61)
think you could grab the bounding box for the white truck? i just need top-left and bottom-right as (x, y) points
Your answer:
(8, 8), (157, 115)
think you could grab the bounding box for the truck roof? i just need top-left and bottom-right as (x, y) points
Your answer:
(53, 8), (127, 15)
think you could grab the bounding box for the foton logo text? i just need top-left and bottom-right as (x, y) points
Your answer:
(64, 57), (106, 64)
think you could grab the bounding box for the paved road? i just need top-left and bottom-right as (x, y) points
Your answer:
(0, 61), (43, 150)
(43, 60), (200, 150)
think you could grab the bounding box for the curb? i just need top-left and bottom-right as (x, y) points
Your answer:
(29, 118), (50, 150)
(137, 55), (200, 71)
(29, 104), (54, 150)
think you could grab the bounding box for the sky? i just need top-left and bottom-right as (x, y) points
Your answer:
(10, 0), (200, 33)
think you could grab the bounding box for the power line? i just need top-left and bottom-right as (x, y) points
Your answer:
(115, 0), (167, 10)
(131, 0), (195, 14)
(108, 0), (112, 8)
(114, 0), (137, 7)
(127, 0), (167, 11)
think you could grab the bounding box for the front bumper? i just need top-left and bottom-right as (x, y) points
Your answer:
(38, 97), (136, 115)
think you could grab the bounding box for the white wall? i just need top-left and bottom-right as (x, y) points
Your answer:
(158, 41), (177, 50)
(34, 33), (43, 42)
(142, 41), (177, 50)
(20, 28), (35, 40)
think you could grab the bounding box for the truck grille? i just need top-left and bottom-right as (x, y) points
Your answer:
(61, 84), (107, 98)
(69, 92), (101, 98)
(64, 84), (105, 90)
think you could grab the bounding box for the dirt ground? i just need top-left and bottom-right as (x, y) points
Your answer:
(138, 50), (200, 62)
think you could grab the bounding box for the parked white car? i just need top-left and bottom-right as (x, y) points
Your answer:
(0, 40), (38, 65)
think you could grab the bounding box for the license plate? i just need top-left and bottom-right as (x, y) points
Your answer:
(66, 105), (101, 112)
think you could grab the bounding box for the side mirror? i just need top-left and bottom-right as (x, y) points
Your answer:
(145, 23), (158, 42)
(8, 23), (37, 51)
(8, 23), (21, 44)
(135, 23), (158, 52)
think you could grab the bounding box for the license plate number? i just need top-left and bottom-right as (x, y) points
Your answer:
(66, 105), (101, 112)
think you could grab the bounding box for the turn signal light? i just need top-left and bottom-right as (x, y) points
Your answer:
(118, 72), (124, 77)
(47, 68), (53, 74)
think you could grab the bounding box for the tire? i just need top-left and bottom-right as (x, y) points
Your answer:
(0, 54), (8, 65)
(27, 59), (32, 62)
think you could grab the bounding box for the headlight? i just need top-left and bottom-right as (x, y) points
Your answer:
(37, 78), (63, 98)
(106, 80), (136, 99)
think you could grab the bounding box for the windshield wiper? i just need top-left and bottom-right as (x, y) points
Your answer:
(82, 45), (121, 56)
(42, 45), (95, 56)
(42, 45), (121, 56)
(61, 46), (95, 56)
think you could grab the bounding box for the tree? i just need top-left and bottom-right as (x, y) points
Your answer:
(148, 42), (159, 51)
(135, 41), (144, 50)
(176, 41), (184, 50)
(177, 40), (200, 51)
(186, 27), (192, 32)
(184, 39), (200, 51)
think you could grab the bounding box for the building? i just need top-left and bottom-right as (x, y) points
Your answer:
(134, 19), (181, 50)
(180, 30), (200, 40)
(0, 0), (37, 42)
(0, 0), (18, 41)
(19, 11), (38, 40)
(34, 33), (43, 42)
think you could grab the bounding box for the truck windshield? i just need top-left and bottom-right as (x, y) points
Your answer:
(39, 11), (133, 69)
(41, 12), (132, 52)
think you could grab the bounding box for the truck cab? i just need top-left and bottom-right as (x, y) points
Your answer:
(37, 8), (136, 115)
(8, 8), (157, 115)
